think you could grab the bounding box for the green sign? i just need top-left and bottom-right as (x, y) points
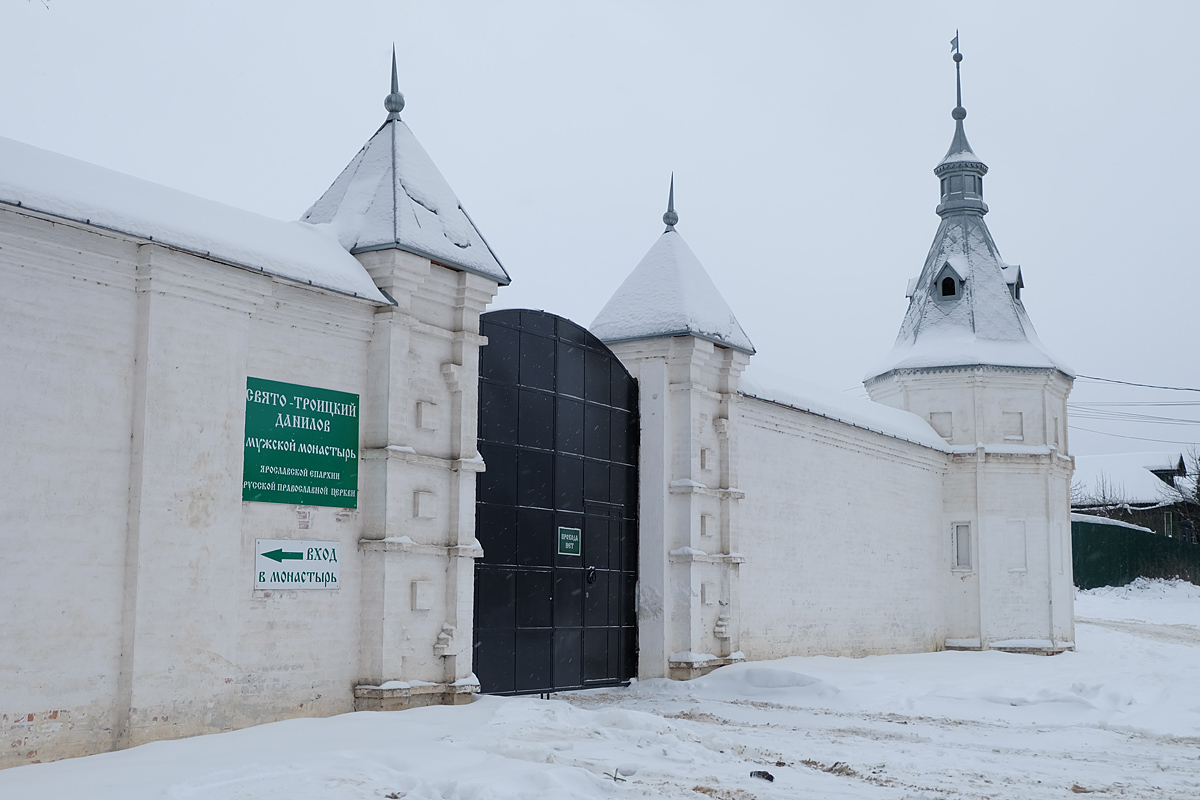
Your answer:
(243, 377), (359, 508)
(558, 526), (581, 557)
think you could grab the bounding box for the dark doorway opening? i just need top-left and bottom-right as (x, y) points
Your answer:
(473, 310), (638, 695)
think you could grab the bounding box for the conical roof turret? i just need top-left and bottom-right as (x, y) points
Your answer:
(592, 179), (754, 354)
(301, 49), (509, 285)
(866, 40), (1069, 381)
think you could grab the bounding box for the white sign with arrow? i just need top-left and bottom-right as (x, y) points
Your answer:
(254, 539), (341, 590)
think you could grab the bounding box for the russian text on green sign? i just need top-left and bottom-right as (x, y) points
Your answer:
(558, 526), (582, 557)
(243, 377), (360, 508)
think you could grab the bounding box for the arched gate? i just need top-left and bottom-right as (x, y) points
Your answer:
(473, 310), (638, 694)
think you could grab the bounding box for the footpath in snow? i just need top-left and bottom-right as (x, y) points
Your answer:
(3, 580), (1198, 799)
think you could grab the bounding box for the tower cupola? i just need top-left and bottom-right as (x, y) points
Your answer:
(934, 47), (989, 217)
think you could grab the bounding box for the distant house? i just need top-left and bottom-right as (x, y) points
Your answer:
(1072, 452), (1198, 542)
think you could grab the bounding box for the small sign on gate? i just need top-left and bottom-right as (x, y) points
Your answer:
(557, 526), (581, 557)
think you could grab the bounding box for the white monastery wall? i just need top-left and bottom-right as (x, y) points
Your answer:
(0, 206), (495, 767)
(736, 396), (949, 658)
(1, 208), (139, 762)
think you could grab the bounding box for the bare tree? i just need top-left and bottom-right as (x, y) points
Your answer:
(1072, 470), (1131, 518)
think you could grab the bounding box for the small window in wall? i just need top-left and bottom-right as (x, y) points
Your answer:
(1003, 412), (1024, 441)
(941, 277), (956, 297)
(700, 513), (715, 538)
(1051, 415), (1060, 447)
(700, 448), (712, 471)
(930, 411), (952, 439)
(953, 523), (972, 570)
(940, 177), (949, 197)
(1006, 520), (1027, 571)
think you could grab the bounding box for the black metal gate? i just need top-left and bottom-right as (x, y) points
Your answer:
(473, 309), (638, 694)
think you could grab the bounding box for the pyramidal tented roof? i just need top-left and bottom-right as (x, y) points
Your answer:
(867, 211), (1069, 380)
(591, 229), (754, 354)
(302, 116), (509, 285)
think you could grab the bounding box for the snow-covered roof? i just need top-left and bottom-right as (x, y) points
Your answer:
(740, 365), (951, 452)
(867, 114), (1070, 381)
(591, 230), (754, 354)
(1073, 452), (1189, 506)
(302, 118), (509, 286)
(867, 214), (1070, 379)
(0, 135), (388, 303)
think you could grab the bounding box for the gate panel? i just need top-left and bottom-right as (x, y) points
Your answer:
(473, 309), (638, 695)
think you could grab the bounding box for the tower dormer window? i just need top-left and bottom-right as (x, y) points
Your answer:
(935, 263), (963, 301)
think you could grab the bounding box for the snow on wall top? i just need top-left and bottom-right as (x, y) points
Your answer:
(0, 135), (388, 303)
(1073, 452), (1189, 505)
(302, 119), (509, 285)
(1070, 513), (1155, 533)
(740, 364), (951, 452)
(866, 212), (1071, 380)
(590, 230), (754, 354)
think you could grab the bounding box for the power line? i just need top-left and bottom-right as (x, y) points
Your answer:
(1076, 374), (1200, 393)
(1068, 407), (1200, 426)
(1068, 425), (1199, 446)
(1070, 401), (1200, 407)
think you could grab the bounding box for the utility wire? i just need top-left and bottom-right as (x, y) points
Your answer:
(1068, 425), (1199, 446)
(1076, 374), (1200, 393)
(1069, 401), (1200, 407)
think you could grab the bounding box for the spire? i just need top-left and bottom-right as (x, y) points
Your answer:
(935, 35), (988, 218)
(663, 173), (678, 232)
(384, 45), (405, 120)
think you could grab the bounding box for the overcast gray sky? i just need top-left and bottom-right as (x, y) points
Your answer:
(3, 0), (1197, 457)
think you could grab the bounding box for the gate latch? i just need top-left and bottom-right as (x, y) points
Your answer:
(586, 566), (598, 585)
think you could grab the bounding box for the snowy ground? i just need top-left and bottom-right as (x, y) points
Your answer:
(4, 581), (1199, 799)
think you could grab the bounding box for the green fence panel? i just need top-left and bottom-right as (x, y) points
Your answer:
(1072, 519), (1200, 589)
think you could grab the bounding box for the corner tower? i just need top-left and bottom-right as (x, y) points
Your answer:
(593, 181), (753, 680)
(309, 51), (508, 708)
(865, 41), (1075, 654)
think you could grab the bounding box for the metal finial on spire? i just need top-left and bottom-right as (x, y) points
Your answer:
(662, 173), (678, 232)
(384, 45), (406, 119)
(951, 30), (966, 121)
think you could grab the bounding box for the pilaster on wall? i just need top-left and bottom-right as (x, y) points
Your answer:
(354, 249), (497, 708)
(120, 244), (273, 749)
(607, 336), (750, 681)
